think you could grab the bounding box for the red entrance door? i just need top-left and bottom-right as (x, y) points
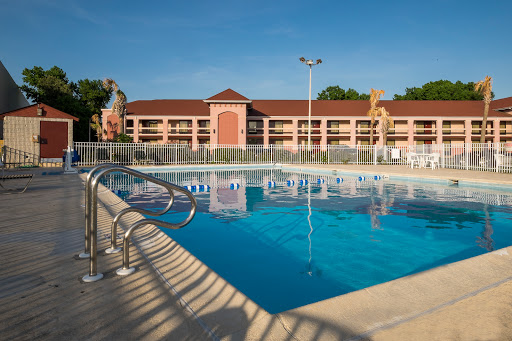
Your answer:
(424, 122), (432, 134)
(40, 121), (68, 158)
(218, 112), (238, 145)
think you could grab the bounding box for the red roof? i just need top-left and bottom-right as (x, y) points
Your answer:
(206, 89), (250, 101)
(249, 99), (509, 117)
(491, 97), (512, 111)
(123, 95), (512, 118)
(0, 103), (79, 121)
(126, 100), (210, 116)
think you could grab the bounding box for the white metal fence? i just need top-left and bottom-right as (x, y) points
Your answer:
(73, 142), (512, 173)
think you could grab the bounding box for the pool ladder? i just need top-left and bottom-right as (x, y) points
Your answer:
(79, 164), (197, 282)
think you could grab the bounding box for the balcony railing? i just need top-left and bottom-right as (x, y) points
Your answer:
(197, 128), (210, 134)
(168, 128), (193, 135)
(139, 127), (162, 134)
(326, 128), (351, 135)
(298, 129), (321, 135)
(471, 128), (495, 135)
(248, 128), (264, 135)
(414, 128), (437, 135)
(442, 129), (466, 135)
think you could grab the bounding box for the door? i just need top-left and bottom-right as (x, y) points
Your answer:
(218, 112), (238, 145)
(424, 122), (432, 134)
(40, 121), (68, 158)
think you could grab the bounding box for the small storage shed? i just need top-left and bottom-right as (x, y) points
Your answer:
(0, 103), (79, 162)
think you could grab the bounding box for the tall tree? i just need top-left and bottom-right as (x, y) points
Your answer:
(474, 76), (493, 143)
(317, 85), (369, 100)
(103, 78), (127, 135)
(367, 88), (385, 145)
(20, 66), (77, 112)
(19, 66), (112, 141)
(393, 80), (491, 100)
(379, 107), (394, 147)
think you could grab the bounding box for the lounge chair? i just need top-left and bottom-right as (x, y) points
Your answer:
(134, 150), (154, 165)
(0, 158), (34, 194)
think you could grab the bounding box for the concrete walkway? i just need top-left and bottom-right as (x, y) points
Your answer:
(1, 166), (512, 340)
(0, 169), (209, 340)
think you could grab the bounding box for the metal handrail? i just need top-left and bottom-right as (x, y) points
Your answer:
(82, 164), (197, 282)
(105, 187), (177, 254)
(80, 163), (117, 258)
(117, 218), (191, 276)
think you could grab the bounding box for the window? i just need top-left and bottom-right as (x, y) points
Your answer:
(247, 138), (263, 145)
(472, 122), (481, 135)
(443, 121), (451, 135)
(198, 120), (210, 134)
(271, 139), (283, 145)
(386, 140), (395, 146)
(329, 121), (339, 134)
(501, 122), (507, 135)
(179, 120), (192, 134)
(360, 121), (370, 135)
(248, 121), (260, 134)
(329, 140), (339, 145)
(272, 121), (283, 134)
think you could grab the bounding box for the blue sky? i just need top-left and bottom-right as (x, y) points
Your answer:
(1, 0), (511, 104)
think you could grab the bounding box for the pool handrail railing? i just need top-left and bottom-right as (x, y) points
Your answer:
(81, 164), (197, 283)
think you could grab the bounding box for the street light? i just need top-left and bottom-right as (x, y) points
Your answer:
(300, 57), (322, 150)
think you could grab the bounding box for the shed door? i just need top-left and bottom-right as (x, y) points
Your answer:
(218, 112), (238, 145)
(40, 121), (68, 158)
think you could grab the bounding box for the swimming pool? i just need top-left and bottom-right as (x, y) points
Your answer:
(102, 168), (512, 313)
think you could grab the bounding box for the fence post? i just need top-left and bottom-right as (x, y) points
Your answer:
(374, 145), (377, 165)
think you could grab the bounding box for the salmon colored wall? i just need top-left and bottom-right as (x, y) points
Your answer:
(218, 112), (238, 145)
(106, 114), (120, 140)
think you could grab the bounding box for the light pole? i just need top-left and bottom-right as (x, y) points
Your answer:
(300, 57), (322, 150)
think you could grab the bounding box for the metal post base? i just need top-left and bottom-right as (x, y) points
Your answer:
(105, 247), (122, 254)
(116, 267), (136, 276)
(78, 252), (90, 259)
(82, 273), (104, 282)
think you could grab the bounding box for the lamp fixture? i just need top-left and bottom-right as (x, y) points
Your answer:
(299, 56), (322, 150)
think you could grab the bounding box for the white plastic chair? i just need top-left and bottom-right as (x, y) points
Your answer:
(406, 152), (417, 168)
(410, 154), (421, 169)
(425, 153), (440, 170)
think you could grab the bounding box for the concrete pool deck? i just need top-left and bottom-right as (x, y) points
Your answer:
(1, 165), (512, 340)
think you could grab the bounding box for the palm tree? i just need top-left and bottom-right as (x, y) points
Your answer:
(90, 114), (103, 142)
(379, 107), (394, 147)
(103, 78), (127, 135)
(367, 88), (385, 145)
(474, 76), (493, 143)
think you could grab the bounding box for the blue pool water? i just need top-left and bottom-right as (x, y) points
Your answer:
(103, 168), (512, 313)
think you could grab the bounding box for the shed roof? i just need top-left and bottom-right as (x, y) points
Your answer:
(0, 103), (79, 121)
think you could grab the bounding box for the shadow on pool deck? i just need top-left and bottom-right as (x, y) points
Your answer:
(1, 166), (512, 340)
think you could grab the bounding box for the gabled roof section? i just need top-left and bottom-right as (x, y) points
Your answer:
(204, 89), (252, 104)
(126, 100), (210, 116)
(0, 103), (79, 121)
(491, 97), (512, 112)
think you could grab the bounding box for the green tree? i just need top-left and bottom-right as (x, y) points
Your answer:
(19, 66), (113, 141)
(393, 80), (493, 100)
(317, 85), (369, 100)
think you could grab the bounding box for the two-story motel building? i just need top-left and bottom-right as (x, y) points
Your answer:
(102, 89), (512, 146)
